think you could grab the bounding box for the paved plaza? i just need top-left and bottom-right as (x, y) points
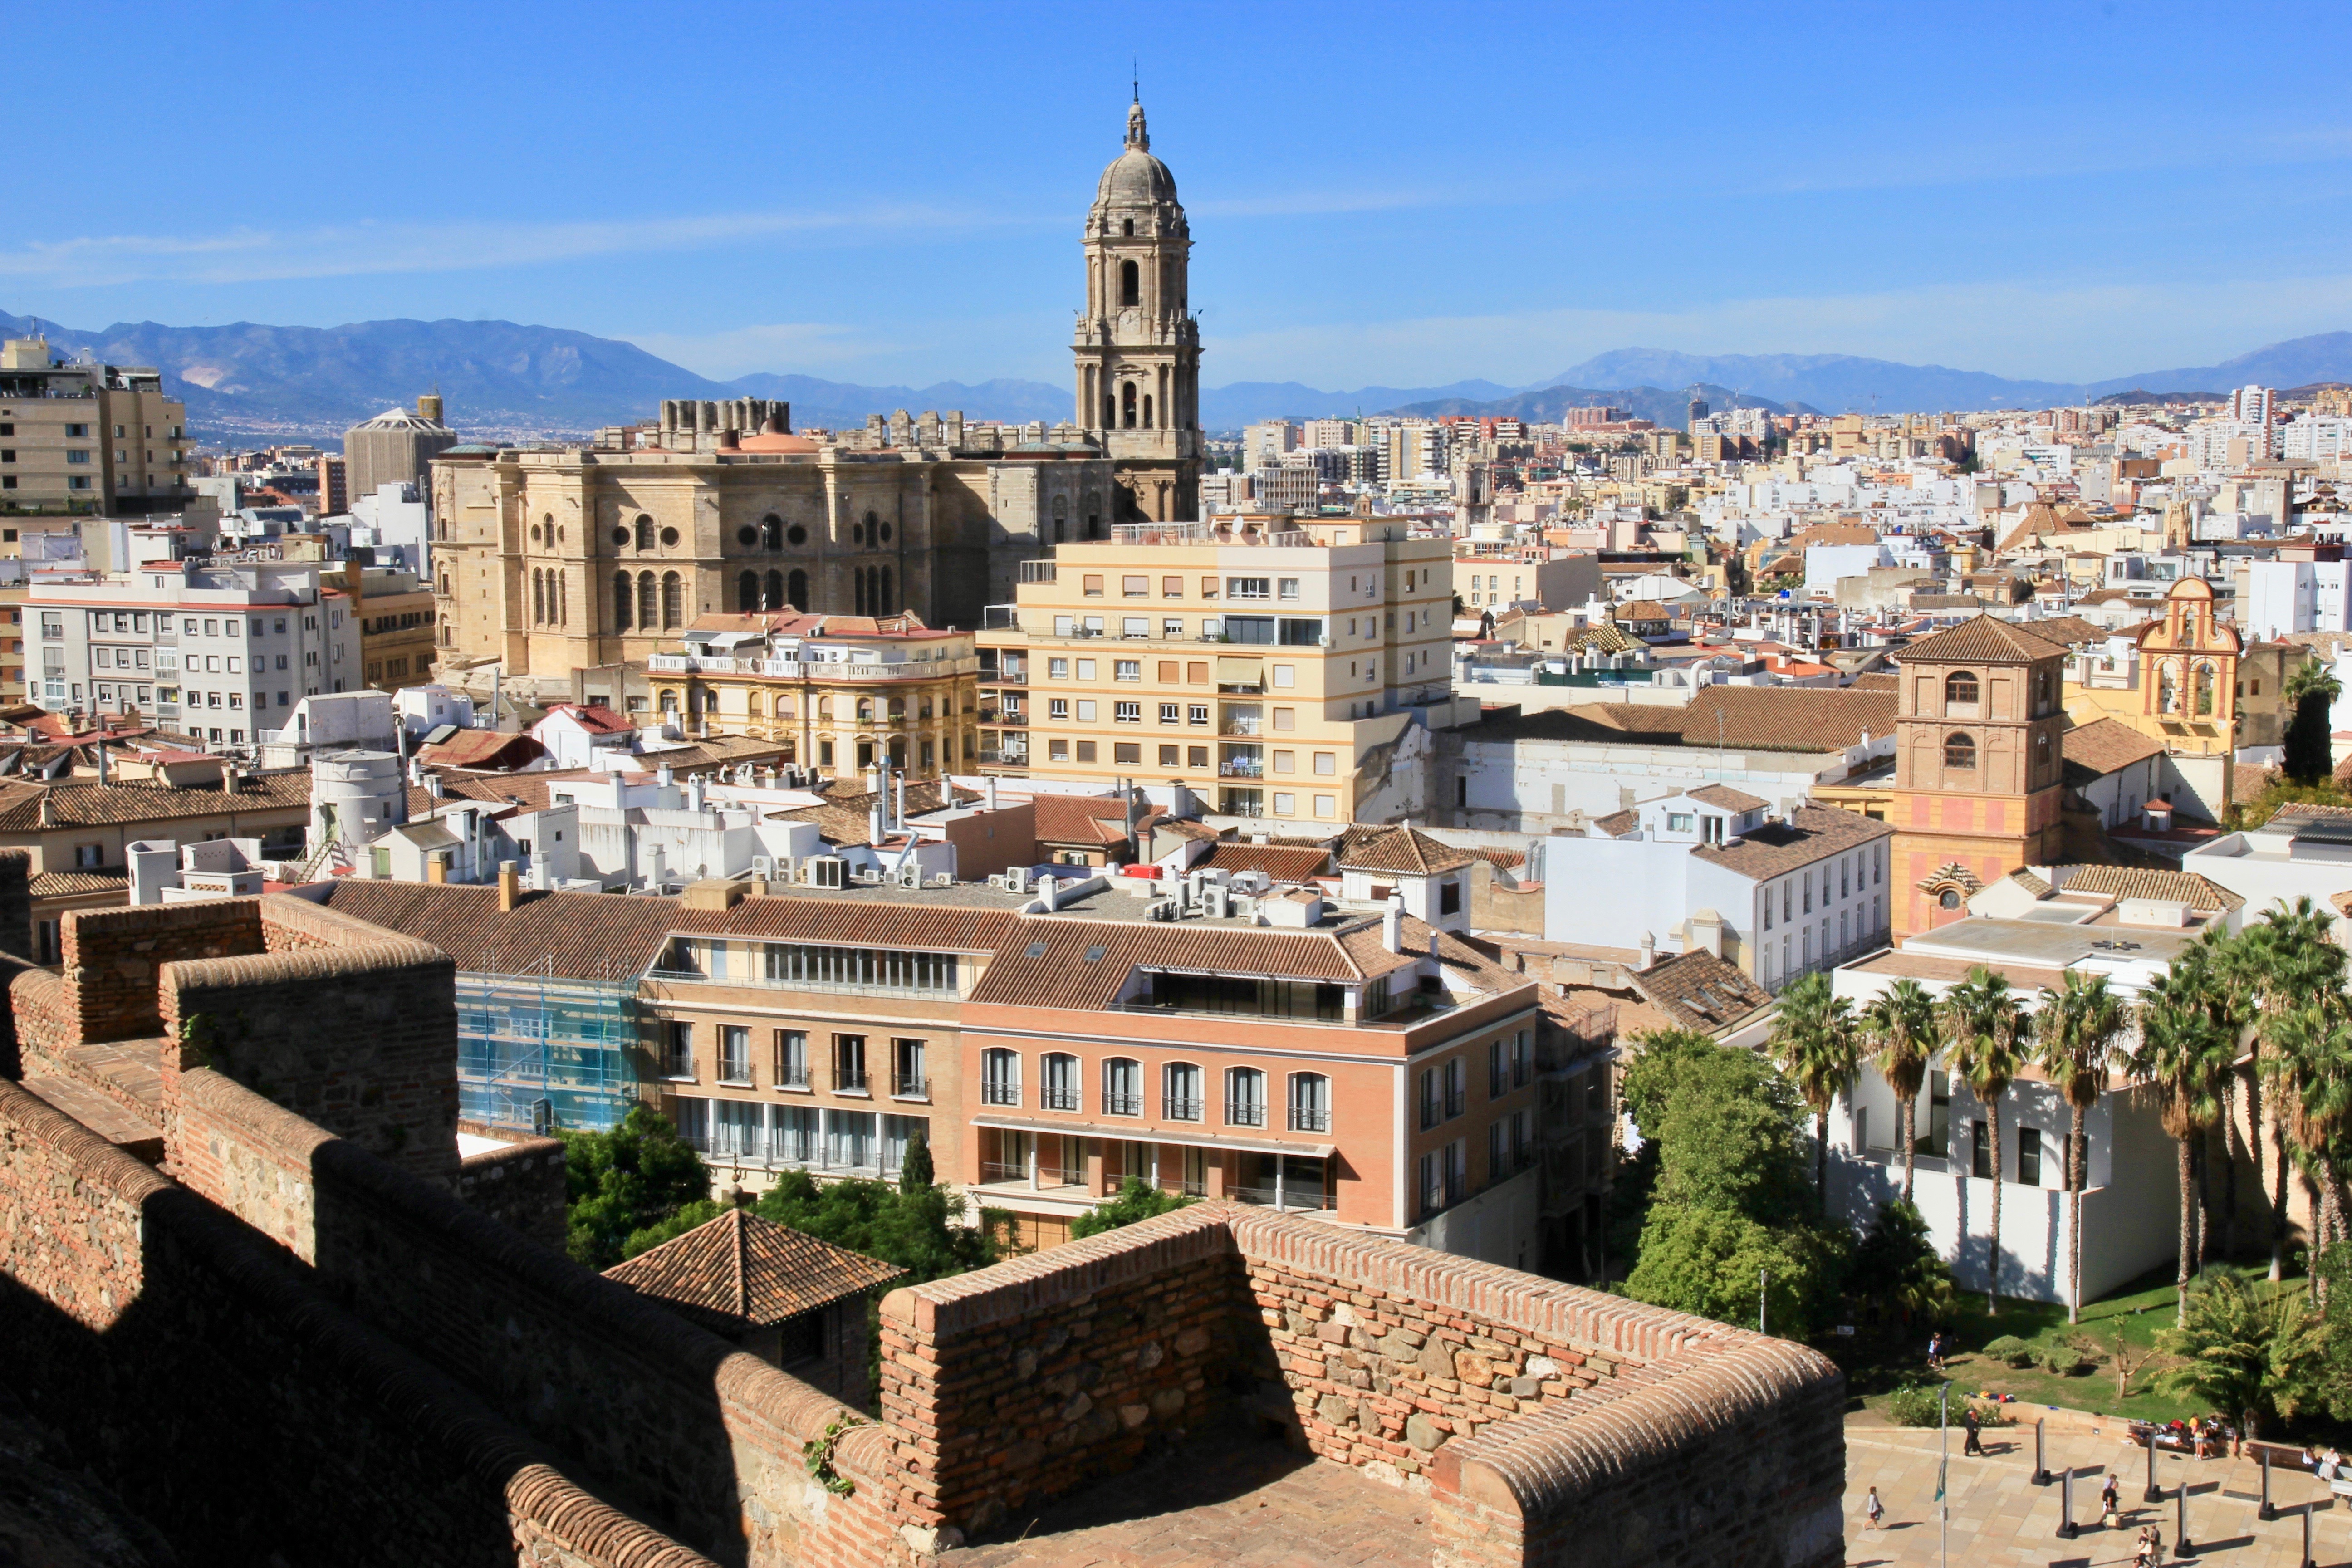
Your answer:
(1847, 1411), (2346, 1567)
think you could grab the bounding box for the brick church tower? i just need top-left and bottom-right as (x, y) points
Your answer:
(1887, 617), (2071, 936)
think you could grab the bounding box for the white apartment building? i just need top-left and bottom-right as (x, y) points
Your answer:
(30, 560), (363, 747)
(1240, 421), (1297, 474)
(2241, 553), (2352, 642)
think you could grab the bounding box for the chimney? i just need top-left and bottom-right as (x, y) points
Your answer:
(425, 770), (445, 799)
(1639, 931), (1656, 970)
(986, 775), (999, 812)
(895, 770), (906, 832)
(657, 762), (674, 789)
(1382, 894), (1402, 954)
(1040, 875), (1059, 912)
(689, 773), (707, 813)
(426, 856), (447, 885)
(497, 863), (521, 912)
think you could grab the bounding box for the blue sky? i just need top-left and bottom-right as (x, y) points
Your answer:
(10, 0), (2352, 389)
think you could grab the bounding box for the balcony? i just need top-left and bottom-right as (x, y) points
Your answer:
(1288, 1106), (1331, 1133)
(775, 1065), (810, 1091)
(1218, 760), (1264, 779)
(1219, 719), (1261, 736)
(1041, 1085), (1082, 1112)
(981, 1083), (1021, 1107)
(1230, 1186), (1336, 1212)
(834, 1066), (869, 1094)
(1224, 1100), (1267, 1129)
(1102, 1090), (1143, 1117)
(979, 1161), (1084, 1188)
(892, 1072), (929, 1099)
(1162, 1097), (1203, 1122)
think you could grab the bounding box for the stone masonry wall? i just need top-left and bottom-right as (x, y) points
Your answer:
(455, 1128), (569, 1251)
(876, 1205), (1242, 1540)
(158, 896), (461, 1187)
(0, 1078), (718, 1568)
(858, 1205), (1845, 1568)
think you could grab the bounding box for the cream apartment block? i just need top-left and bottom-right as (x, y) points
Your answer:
(977, 517), (1457, 821)
(0, 337), (192, 513)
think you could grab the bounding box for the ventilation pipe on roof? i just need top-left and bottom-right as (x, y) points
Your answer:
(895, 770), (906, 833)
(1382, 893), (1402, 955)
(657, 762), (674, 789)
(869, 797), (886, 846)
(1040, 875), (1059, 912)
(987, 775), (999, 813)
(688, 773), (707, 814)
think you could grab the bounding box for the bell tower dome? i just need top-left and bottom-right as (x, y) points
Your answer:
(1073, 95), (1202, 523)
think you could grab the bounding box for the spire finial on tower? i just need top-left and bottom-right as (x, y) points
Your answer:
(1125, 89), (1149, 151)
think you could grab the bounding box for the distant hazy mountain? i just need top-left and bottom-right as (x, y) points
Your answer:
(10, 306), (2352, 444)
(2084, 332), (2352, 399)
(1540, 349), (2082, 415)
(1200, 380), (1519, 428)
(1390, 382), (1813, 428)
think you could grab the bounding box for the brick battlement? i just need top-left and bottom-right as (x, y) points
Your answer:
(876, 1204), (1847, 1568)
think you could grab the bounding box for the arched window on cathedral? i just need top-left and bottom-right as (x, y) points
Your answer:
(881, 566), (892, 613)
(1944, 671), (1978, 706)
(1942, 731), (1977, 771)
(2195, 661), (2217, 716)
(788, 568), (807, 608)
(638, 571), (657, 632)
(765, 569), (783, 611)
(761, 514), (783, 551)
(614, 572), (633, 631)
(738, 571), (759, 613)
(1142, 394), (1154, 430)
(635, 514), (654, 551)
(662, 571), (682, 628)
(1122, 382), (1137, 429)
(531, 570), (543, 624)
(1120, 258), (1140, 306)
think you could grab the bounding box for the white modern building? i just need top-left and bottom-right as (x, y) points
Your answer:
(1540, 789), (1894, 989)
(28, 559), (363, 746)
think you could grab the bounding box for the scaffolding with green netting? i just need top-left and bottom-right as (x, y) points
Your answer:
(456, 960), (641, 1133)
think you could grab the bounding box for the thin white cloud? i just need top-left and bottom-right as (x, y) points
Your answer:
(0, 205), (1004, 288)
(626, 322), (890, 381)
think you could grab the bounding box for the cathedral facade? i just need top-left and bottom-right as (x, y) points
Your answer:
(428, 100), (1203, 678)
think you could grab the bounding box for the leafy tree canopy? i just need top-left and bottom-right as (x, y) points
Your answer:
(557, 1105), (714, 1269)
(753, 1168), (1014, 1285)
(1622, 1201), (1849, 1339)
(1069, 1177), (1196, 1240)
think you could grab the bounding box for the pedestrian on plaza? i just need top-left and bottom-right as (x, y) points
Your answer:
(2100, 1471), (2120, 1529)
(1865, 1486), (1884, 1530)
(1962, 1405), (1984, 1457)
(1926, 1330), (1944, 1371)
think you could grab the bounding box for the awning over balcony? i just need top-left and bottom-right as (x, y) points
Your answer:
(971, 1112), (1334, 1160)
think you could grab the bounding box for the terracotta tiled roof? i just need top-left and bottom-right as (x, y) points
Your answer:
(786, 780), (980, 847)
(1894, 616), (2068, 665)
(1688, 805), (1896, 880)
(1335, 825), (1477, 875)
(1193, 842), (1334, 882)
(2005, 867), (2053, 897)
(1029, 793), (1130, 846)
(416, 730), (544, 770)
(603, 1207), (903, 1336)
(317, 881), (1021, 980)
(2026, 615), (2108, 647)
(538, 703), (632, 735)
(2061, 718), (2168, 778)
(0, 770), (312, 831)
(1588, 808), (1640, 838)
(27, 868), (130, 900)
(2053, 864), (2243, 913)
(1632, 949), (1774, 1034)
(1686, 784), (1768, 812)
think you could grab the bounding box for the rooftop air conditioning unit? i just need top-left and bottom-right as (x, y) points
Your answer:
(750, 855), (774, 880)
(931, 872), (954, 887)
(804, 855), (847, 889)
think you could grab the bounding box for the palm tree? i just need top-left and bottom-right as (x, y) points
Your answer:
(2239, 899), (2347, 1279)
(1864, 978), (1938, 1203)
(2268, 996), (2352, 1302)
(2282, 655), (2344, 785)
(2132, 966), (2236, 1323)
(2036, 971), (2129, 1323)
(1772, 971), (1860, 1216)
(1943, 965), (2025, 1313)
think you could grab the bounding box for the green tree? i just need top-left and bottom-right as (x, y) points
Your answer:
(2035, 971), (2129, 1323)
(1850, 1198), (1955, 1321)
(2132, 963), (2240, 1322)
(754, 1167), (1014, 1285)
(1068, 1177), (1196, 1239)
(1770, 972), (1860, 1215)
(2283, 656), (2342, 784)
(2240, 898), (2347, 1279)
(1621, 1200), (1848, 1338)
(898, 1130), (934, 1193)
(2156, 1272), (2327, 1438)
(1864, 978), (1938, 1204)
(1942, 965), (2025, 1312)
(557, 1105), (715, 1269)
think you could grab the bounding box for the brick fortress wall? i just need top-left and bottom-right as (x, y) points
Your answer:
(456, 1120), (569, 1252)
(867, 1205), (1846, 1568)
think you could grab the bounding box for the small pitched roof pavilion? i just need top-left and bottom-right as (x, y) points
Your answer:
(603, 1206), (905, 1339)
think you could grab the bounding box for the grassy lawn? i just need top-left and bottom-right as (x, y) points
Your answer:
(1829, 1261), (2311, 1427)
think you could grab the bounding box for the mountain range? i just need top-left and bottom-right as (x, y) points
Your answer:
(5, 309), (2347, 442)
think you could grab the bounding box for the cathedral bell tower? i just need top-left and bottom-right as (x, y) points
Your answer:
(1073, 96), (1202, 523)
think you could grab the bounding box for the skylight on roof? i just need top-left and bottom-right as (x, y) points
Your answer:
(1025, 941), (1047, 958)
